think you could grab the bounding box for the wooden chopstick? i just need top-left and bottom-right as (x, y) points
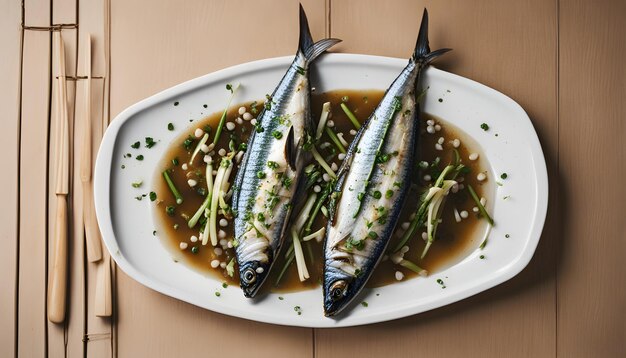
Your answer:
(48, 31), (69, 323)
(85, 30), (113, 317)
(95, 256), (112, 317)
(80, 33), (103, 263)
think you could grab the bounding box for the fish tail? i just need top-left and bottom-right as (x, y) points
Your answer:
(298, 4), (341, 63)
(412, 9), (451, 65)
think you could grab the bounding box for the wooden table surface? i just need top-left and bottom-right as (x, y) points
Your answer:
(1, 0), (624, 357)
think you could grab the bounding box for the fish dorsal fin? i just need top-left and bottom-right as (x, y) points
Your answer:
(284, 126), (296, 171)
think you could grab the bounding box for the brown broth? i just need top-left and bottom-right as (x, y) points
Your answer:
(153, 90), (492, 292)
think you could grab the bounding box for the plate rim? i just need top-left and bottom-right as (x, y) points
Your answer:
(94, 53), (549, 327)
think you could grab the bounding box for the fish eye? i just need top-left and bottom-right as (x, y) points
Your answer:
(243, 268), (257, 284)
(330, 280), (347, 301)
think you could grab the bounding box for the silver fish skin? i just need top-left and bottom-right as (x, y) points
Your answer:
(232, 5), (340, 298)
(323, 9), (450, 316)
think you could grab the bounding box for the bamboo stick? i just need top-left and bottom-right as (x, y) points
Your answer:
(48, 32), (69, 323)
(80, 33), (103, 263)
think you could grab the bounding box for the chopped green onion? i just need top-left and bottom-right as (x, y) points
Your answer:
(399, 259), (428, 276)
(199, 162), (214, 245)
(467, 184), (494, 225)
(189, 133), (209, 165)
(316, 102), (331, 140)
(145, 137), (156, 148)
(392, 163), (463, 254)
(422, 180), (457, 259)
(271, 130), (283, 139)
(213, 83), (240, 146)
(324, 127), (347, 154)
(188, 195), (210, 229)
(209, 153), (234, 246)
(275, 250), (295, 286)
(226, 258), (235, 277)
(453, 149), (461, 166)
(340, 103), (361, 129)
(311, 147), (336, 179)
(182, 136), (194, 150)
(304, 170), (321, 190)
(291, 227), (309, 282)
(302, 227), (325, 242)
(162, 170), (183, 204)
(303, 182), (333, 234)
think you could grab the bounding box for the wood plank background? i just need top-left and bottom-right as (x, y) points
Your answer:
(0, 0), (624, 357)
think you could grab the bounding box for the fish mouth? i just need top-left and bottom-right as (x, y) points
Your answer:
(323, 269), (354, 316)
(324, 299), (347, 317)
(239, 261), (269, 298)
(323, 285), (352, 317)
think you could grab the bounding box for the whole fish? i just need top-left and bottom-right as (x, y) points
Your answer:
(323, 9), (450, 316)
(232, 5), (340, 298)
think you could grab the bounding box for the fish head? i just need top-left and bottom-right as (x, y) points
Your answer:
(323, 266), (356, 316)
(238, 260), (270, 298)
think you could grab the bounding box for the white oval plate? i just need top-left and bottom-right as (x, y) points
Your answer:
(94, 54), (548, 327)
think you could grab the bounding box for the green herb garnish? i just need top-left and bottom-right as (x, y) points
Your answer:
(436, 279), (446, 289)
(182, 136), (194, 150)
(271, 130), (283, 139)
(145, 137), (156, 148)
